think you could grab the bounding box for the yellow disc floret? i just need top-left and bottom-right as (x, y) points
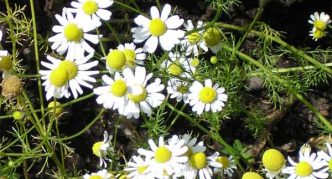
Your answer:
(296, 161), (313, 177)
(191, 58), (199, 67)
(137, 165), (149, 174)
(155, 146), (172, 163)
(82, 0), (98, 15)
(313, 29), (326, 40)
(123, 49), (136, 68)
(216, 156), (230, 168)
(190, 152), (207, 169)
(89, 175), (103, 179)
(128, 84), (147, 103)
(49, 68), (68, 87)
(64, 23), (83, 42)
(242, 172), (263, 179)
(203, 27), (221, 46)
(314, 20), (327, 31)
(168, 63), (183, 76)
(48, 101), (63, 116)
(199, 87), (217, 103)
(106, 50), (126, 70)
(59, 60), (78, 80)
(111, 79), (127, 97)
(187, 32), (201, 44)
(92, 141), (104, 157)
(262, 149), (285, 172)
(0, 56), (12, 71)
(149, 18), (167, 37)
(328, 159), (332, 171)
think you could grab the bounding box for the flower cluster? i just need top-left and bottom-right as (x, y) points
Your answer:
(308, 12), (331, 41)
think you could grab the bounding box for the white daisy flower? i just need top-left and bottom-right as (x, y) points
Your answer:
(309, 27), (327, 41)
(122, 66), (165, 119)
(39, 56), (71, 100)
(261, 149), (285, 179)
(317, 143), (332, 174)
(188, 79), (227, 115)
(208, 152), (237, 177)
(202, 27), (222, 54)
(83, 169), (114, 179)
(137, 135), (188, 177)
(131, 4), (185, 53)
(94, 73), (128, 114)
(161, 52), (196, 78)
(181, 20), (208, 57)
(41, 55), (98, 99)
(70, 0), (113, 28)
(183, 151), (213, 179)
(167, 78), (191, 103)
(282, 144), (329, 179)
(308, 12), (331, 31)
(92, 131), (112, 167)
(48, 8), (101, 59)
(124, 155), (154, 179)
(117, 43), (146, 68)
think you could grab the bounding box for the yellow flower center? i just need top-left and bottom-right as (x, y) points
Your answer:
(155, 146), (172, 163)
(187, 32), (201, 44)
(128, 84), (147, 103)
(216, 156), (230, 168)
(92, 141), (104, 157)
(199, 87), (217, 103)
(49, 68), (68, 87)
(137, 165), (149, 174)
(149, 18), (167, 36)
(314, 20), (327, 31)
(210, 56), (218, 64)
(47, 101), (63, 116)
(296, 161), (313, 177)
(177, 84), (189, 94)
(82, 0), (98, 15)
(89, 175), (103, 179)
(262, 149), (285, 172)
(64, 23), (83, 42)
(191, 58), (199, 67)
(123, 49), (136, 68)
(111, 79), (127, 97)
(329, 159), (332, 171)
(168, 63), (183, 76)
(313, 29), (326, 40)
(12, 111), (23, 120)
(242, 172), (263, 179)
(58, 60), (78, 80)
(0, 56), (12, 71)
(190, 152), (207, 169)
(106, 50), (126, 70)
(203, 27), (221, 46)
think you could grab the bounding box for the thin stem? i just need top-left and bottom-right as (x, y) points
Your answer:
(29, 0), (44, 115)
(113, 0), (147, 17)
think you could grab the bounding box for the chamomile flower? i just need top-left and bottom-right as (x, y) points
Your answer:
(262, 149), (285, 179)
(208, 152), (237, 177)
(188, 79), (227, 115)
(117, 43), (146, 68)
(282, 144), (328, 179)
(92, 131), (112, 167)
(131, 4), (185, 53)
(309, 27), (327, 41)
(317, 143), (332, 173)
(162, 52), (196, 78)
(181, 20), (208, 57)
(48, 8), (101, 59)
(242, 172), (264, 179)
(184, 151), (213, 179)
(94, 73), (128, 114)
(167, 78), (191, 103)
(308, 12), (331, 31)
(202, 27), (222, 54)
(39, 56), (71, 100)
(122, 66), (165, 119)
(124, 155), (154, 179)
(70, 0), (113, 28)
(83, 169), (114, 179)
(138, 135), (188, 177)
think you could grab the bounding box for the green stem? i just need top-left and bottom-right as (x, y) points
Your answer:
(4, 0), (16, 59)
(29, 0), (44, 115)
(113, 0), (147, 17)
(223, 45), (332, 131)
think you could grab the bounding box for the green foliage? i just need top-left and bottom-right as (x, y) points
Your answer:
(205, 0), (241, 15)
